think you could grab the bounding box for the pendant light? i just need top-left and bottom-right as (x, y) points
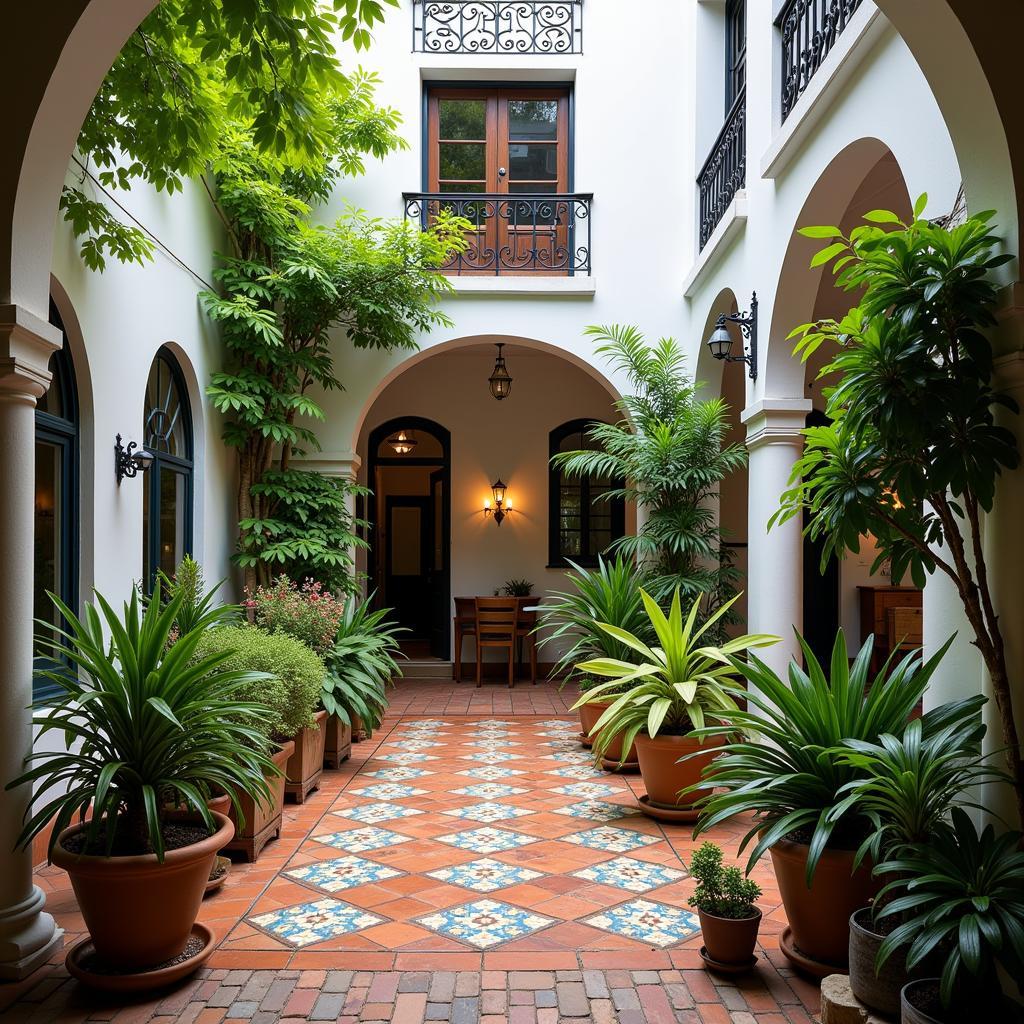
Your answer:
(488, 343), (513, 400)
(387, 429), (418, 455)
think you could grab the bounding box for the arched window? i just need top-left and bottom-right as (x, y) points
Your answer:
(142, 347), (193, 591)
(34, 298), (79, 695)
(548, 419), (625, 567)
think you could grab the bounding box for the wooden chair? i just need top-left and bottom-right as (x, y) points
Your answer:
(886, 606), (923, 657)
(515, 596), (539, 685)
(453, 597), (476, 683)
(474, 597), (518, 688)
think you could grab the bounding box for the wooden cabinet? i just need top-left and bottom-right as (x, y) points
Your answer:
(858, 586), (922, 674)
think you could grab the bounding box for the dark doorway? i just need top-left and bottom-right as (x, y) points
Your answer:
(385, 496), (431, 640)
(802, 409), (841, 666)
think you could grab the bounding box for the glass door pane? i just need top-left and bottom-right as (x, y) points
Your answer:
(34, 440), (62, 642)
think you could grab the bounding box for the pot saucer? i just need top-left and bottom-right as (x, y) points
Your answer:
(699, 945), (757, 975)
(66, 922), (215, 992)
(780, 925), (846, 979)
(638, 794), (700, 822)
(577, 731), (593, 749)
(600, 756), (640, 773)
(204, 855), (230, 897)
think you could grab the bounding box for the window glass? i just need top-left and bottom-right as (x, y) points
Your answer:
(508, 100), (558, 141)
(439, 98), (486, 140)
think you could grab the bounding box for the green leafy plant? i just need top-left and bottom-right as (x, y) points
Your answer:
(688, 631), (953, 882)
(152, 554), (236, 640)
(195, 625), (324, 741)
(573, 589), (777, 764)
(687, 842), (761, 919)
(874, 808), (1024, 1015)
(552, 326), (747, 621)
(8, 588), (277, 861)
(777, 199), (1023, 821)
(500, 578), (534, 597)
(247, 575), (346, 656)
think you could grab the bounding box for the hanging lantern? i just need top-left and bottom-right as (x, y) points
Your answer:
(387, 429), (418, 455)
(488, 343), (513, 400)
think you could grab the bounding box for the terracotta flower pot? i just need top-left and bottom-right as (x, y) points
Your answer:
(580, 701), (638, 765)
(849, 907), (935, 1016)
(698, 907), (761, 966)
(51, 811), (233, 971)
(285, 709), (328, 803)
(633, 732), (723, 808)
(206, 793), (231, 817)
(770, 837), (880, 971)
(224, 739), (293, 862)
(323, 713), (352, 769)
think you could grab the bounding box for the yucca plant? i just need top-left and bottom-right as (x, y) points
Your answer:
(573, 588), (777, 763)
(8, 587), (278, 861)
(687, 631), (953, 881)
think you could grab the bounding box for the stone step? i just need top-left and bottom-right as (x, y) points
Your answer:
(399, 659), (454, 679)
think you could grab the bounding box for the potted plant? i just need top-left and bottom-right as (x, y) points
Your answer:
(498, 578), (534, 597)
(574, 588), (777, 818)
(9, 587), (275, 981)
(687, 841), (762, 972)
(688, 631), (949, 975)
(873, 809), (1024, 1023)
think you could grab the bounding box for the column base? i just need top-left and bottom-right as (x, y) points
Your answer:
(0, 886), (64, 982)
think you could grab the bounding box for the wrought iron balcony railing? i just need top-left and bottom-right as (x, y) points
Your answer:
(412, 1), (583, 55)
(697, 88), (746, 251)
(778, 0), (864, 122)
(404, 192), (593, 276)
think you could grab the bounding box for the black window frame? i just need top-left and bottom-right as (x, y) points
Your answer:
(548, 418), (625, 568)
(725, 0), (747, 112)
(142, 346), (194, 593)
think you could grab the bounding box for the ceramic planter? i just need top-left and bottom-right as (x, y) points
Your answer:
(224, 739), (293, 862)
(770, 837), (879, 973)
(698, 907), (761, 967)
(900, 980), (1024, 1024)
(285, 709), (328, 803)
(51, 810), (233, 971)
(323, 713), (352, 769)
(580, 701), (638, 766)
(633, 733), (723, 819)
(849, 907), (931, 1016)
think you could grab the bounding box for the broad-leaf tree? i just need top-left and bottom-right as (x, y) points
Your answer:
(776, 196), (1023, 823)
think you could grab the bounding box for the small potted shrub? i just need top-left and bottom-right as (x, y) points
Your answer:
(687, 842), (762, 971)
(9, 588), (275, 982)
(498, 578), (534, 597)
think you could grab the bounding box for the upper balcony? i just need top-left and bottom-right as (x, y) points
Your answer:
(697, 87), (746, 252)
(412, 1), (584, 55)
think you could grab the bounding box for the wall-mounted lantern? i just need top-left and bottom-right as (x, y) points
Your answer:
(483, 478), (513, 525)
(114, 434), (154, 485)
(706, 292), (758, 381)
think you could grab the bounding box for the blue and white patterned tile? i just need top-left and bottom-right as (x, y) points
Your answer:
(537, 719), (576, 729)
(362, 766), (433, 781)
(374, 752), (439, 764)
(572, 856), (688, 894)
(348, 783), (429, 801)
(401, 719), (450, 729)
(553, 800), (641, 822)
(335, 802), (425, 825)
(468, 738), (522, 749)
(545, 764), (607, 780)
(435, 827), (539, 854)
(451, 783), (529, 799)
(285, 855), (404, 894)
(474, 719), (518, 728)
(560, 826), (661, 853)
(550, 782), (620, 799)
(541, 739), (582, 751)
(582, 898), (700, 948)
(248, 899), (384, 948)
(425, 857), (545, 894)
(382, 739), (438, 751)
(312, 826), (412, 853)
(442, 802), (536, 824)
(460, 751), (524, 763)
(543, 750), (593, 764)
(415, 899), (553, 949)
(457, 765), (528, 781)
(537, 728), (578, 738)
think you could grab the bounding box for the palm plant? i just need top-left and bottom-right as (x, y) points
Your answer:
(573, 589), (777, 763)
(8, 587), (277, 861)
(687, 631), (953, 881)
(551, 325), (747, 622)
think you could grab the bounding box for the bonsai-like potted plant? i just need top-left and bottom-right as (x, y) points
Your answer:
(687, 631), (950, 975)
(873, 809), (1024, 1023)
(9, 587), (275, 982)
(574, 588), (777, 818)
(687, 841), (762, 972)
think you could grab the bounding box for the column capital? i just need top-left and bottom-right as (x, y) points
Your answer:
(741, 397), (813, 450)
(293, 450), (363, 481)
(0, 304), (61, 402)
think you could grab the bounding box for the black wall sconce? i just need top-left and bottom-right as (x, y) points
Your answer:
(114, 434), (154, 485)
(706, 292), (758, 381)
(483, 479), (513, 526)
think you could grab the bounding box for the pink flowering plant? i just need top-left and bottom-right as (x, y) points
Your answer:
(246, 575), (345, 656)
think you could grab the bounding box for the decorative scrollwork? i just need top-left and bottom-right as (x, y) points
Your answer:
(413, 1), (583, 55)
(697, 90), (746, 251)
(403, 192), (592, 275)
(778, 0), (863, 122)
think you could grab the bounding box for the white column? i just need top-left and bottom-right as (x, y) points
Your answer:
(0, 305), (63, 980)
(742, 398), (813, 677)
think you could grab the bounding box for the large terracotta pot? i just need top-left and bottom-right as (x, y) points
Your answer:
(770, 837), (880, 971)
(285, 709), (328, 803)
(698, 907), (761, 966)
(51, 811), (233, 970)
(323, 713), (352, 769)
(633, 733), (723, 808)
(225, 739), (293, 862)
(580, 701), (638, 765)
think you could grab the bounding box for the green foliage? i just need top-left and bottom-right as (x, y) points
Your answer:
(687, 842), (761, 919)
(553, 326), (747, 620)
(153, 554), (237, 639)
(58, 186), (154, 272)
(875, 808), (1024, 1013)
(573, 589), (777, 764)
(500, 578), (534, 597)
(688, 631), (952, 882)
(249, 575), (346, 656)
(196, 624), (324, 740)
(8, 588), (277, 861)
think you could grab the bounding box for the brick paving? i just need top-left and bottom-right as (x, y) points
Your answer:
(0, 689), (822, 1022)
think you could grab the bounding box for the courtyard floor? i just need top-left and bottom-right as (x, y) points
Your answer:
(2, 685), (822, 1023)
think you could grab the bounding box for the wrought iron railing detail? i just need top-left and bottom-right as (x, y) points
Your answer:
(412, 1), (583, 54)
(403, 192), (593, 276)
(778, 0), (864, 121)
(697, 89), (746, 251)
